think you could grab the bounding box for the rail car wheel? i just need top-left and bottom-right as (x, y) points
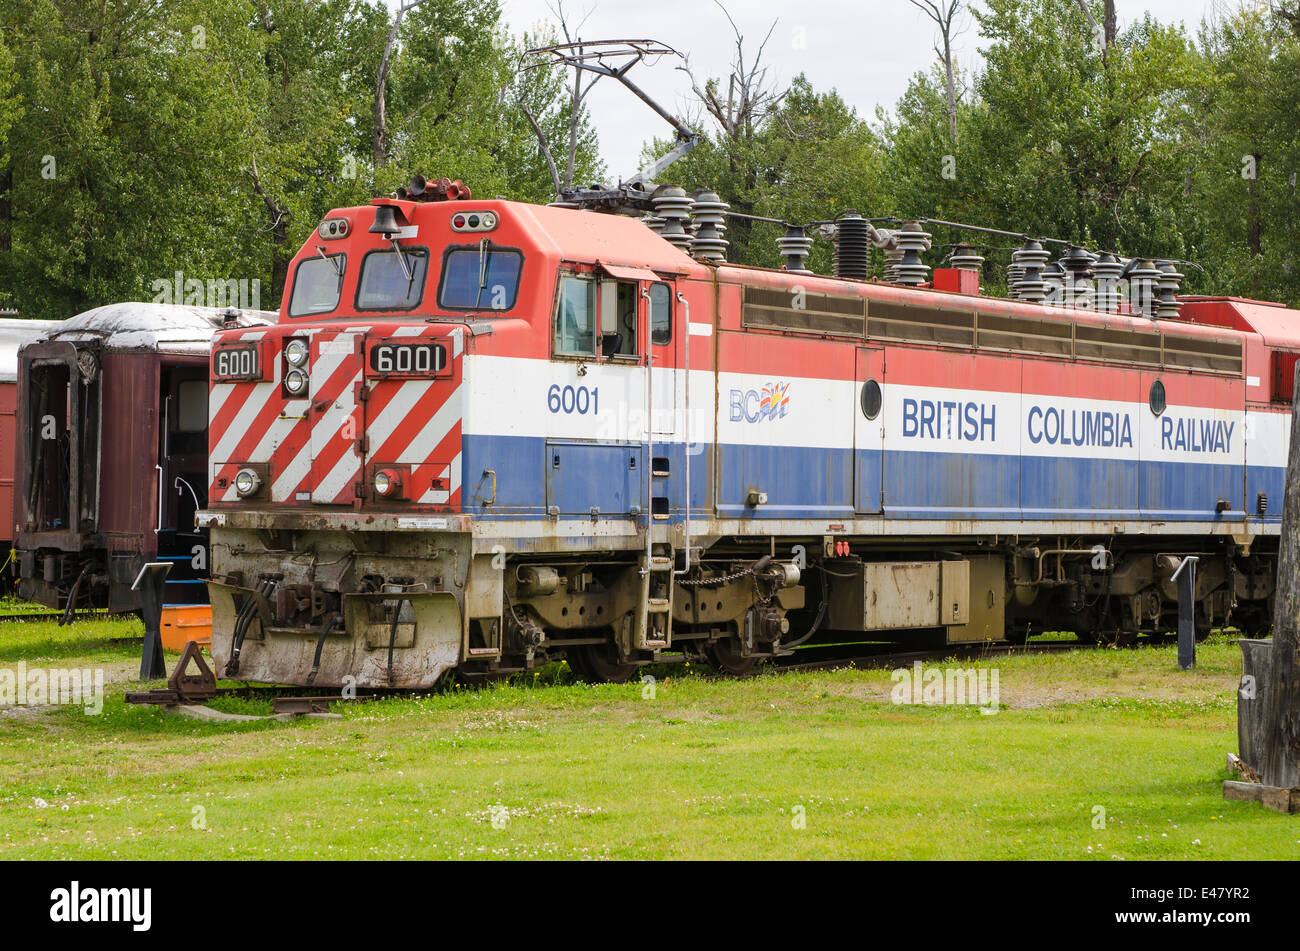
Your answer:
(705, 639), (764, 677)
(566, 642), (637, 684)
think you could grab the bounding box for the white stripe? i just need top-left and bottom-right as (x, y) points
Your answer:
(247, 409), (308, 463)
(397, 384), (461, 463)
(366, 380), (432, 453)
(211, 379), (280, 463)
(272, 442), (314, 500)
(314, 443), (362, 501)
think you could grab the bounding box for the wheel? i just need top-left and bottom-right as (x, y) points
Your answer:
(705, 638), (764, 677)
(566, 642), (637, 684)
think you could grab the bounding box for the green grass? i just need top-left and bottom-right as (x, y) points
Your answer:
(0, 620), (1292, 860)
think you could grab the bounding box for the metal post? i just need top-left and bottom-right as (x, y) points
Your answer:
(1173, 555), (1198, 670)
(133, 561), (172, 679)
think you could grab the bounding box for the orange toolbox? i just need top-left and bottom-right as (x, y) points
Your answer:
(160, 605), (212, 651)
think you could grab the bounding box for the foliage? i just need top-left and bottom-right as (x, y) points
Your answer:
(0, 0), (597, 314)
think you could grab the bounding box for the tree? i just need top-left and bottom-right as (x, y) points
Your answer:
(909, 0), (966, 143)
(882, 0), (1207, 290)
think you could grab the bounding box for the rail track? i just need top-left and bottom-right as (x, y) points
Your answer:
(118, 631), (1196, 713)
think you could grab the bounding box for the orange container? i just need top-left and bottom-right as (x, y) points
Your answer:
(160, 604), (212, 651)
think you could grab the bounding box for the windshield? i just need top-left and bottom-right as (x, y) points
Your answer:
(438, 247), (523, 311)
(288, 254), (345, 317)
(356, 248), (429, 311)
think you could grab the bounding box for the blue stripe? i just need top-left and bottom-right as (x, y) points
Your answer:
(462, 433), (1281, 524)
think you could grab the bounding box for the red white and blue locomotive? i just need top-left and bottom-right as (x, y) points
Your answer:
(200, 177), (1290, 686)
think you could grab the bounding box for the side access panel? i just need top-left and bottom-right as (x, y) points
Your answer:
(545, 441), (643, 516)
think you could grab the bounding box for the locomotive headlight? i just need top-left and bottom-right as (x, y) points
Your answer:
(284, 368), (309, 396)
(234, 468), (262, 498)
(373, 469), (401, 498)
(284, 338), (309, 367)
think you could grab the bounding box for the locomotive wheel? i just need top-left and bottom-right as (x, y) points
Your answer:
(566, 643), (637, 684)
(705, 638), (764, 677)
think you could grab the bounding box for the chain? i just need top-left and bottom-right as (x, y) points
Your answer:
(676, 566), (755, 587)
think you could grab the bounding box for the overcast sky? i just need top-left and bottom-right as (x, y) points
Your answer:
(487, 0), (1233, 180)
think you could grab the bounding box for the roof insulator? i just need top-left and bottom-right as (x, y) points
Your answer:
(1005, 262), (1023, 299)
(949, 242), (984, 273)
(689, 190), (729, 263)
(833, 211), (871, 280)
(1012, 239), (1050, 303)
(651, 185), (694, 254)
(1156, 261), (1184, 319)
(1127, 258), (1162, 317)
(1093, 252), (1123, 313)
(1042, 261), (1066, 304)
(776, 224), (814, 274)
(894, 222), (932, 286)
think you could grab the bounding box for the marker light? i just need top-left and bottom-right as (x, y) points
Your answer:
(234, 468), (262, 498)
(450, 210), (497, 233)
(373, 469), (401, 498)
(284, 338), (309, 367)
(284, 369), (309, 396)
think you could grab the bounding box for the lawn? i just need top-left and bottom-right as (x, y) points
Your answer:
(0, 616), (1293, 860)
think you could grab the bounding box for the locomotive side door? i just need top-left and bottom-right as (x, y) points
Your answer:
(546, 264), (674, 519)
(854, 346), (885, 514)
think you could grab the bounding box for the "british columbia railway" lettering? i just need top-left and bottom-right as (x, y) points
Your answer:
(901, 398), (996, 441)
(1027, 406), (1133, 448)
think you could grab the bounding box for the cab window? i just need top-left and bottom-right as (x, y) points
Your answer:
(288, 254), (345, 317)
(554, 276), (596, 356)
(439, 247), (523, 311)
(649, 282), (672, 345)
(553, 275), (641, 359)
(355, 247), (429, 311)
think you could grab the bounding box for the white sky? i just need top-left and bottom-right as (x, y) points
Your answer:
(490, 0), (1232, 180)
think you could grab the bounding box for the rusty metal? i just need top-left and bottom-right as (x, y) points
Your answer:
(270, 696), (337, 715)
(124, 639), (217, 705)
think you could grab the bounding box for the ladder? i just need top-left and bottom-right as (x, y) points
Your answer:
(636, 529), (674, 651)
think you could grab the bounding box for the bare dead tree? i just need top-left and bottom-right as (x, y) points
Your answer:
(549, 2), (599, 191)
(910, 0), (965, 144)
(1074, 0), (1117, 62)
(245, 154), (291, 299)
(682, 0), (784, 143)
(514, 91), (564, 196)
(374, 0), (428, 170)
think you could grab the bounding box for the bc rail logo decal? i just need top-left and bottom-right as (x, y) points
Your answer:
(730, 381), (792, 423)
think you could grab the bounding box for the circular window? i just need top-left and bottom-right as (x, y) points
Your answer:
(861, 379), (882, 420)
(1149, 379), (1167, 416)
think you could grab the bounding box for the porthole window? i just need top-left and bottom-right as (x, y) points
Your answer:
(861, 379), (882, 420)
(1149, 379), (1166, 416)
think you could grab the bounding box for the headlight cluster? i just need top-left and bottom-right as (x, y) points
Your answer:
(283, 338), (309, 397)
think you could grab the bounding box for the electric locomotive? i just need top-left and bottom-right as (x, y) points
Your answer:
(201, 177), (1290, 687)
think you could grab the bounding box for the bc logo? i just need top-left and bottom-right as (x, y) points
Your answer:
(730, 382), (792, 423)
